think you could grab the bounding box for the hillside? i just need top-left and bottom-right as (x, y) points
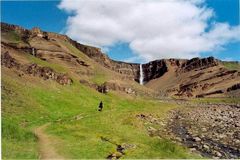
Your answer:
(2, 22), (240, 98)
(144, 58), (240, 97)
(1, 22), (240, 159)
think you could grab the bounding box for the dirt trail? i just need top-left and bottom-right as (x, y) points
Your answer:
(34, 123), (64, 160)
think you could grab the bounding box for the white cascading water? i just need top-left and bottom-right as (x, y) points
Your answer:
(32, 48), (35, 56)
(139, 64), (144, 85)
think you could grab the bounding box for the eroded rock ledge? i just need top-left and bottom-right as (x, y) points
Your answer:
(1, 51), (72, 85)
(79, 80), (135, 95)
(1, 22), (222, 84)
(2, 22), (240, 98)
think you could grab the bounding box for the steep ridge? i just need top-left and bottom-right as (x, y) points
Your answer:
(1, 22), (240, 98)
(1, 22), (140, 81)
(1, 22), (154, 97)
(68, 39), (140, 81)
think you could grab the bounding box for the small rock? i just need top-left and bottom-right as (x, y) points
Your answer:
(193, 137), (201, 142)
(175, 137), (182, 142)
(235, 123), (240, 127)
(110, 153), (116, 158)
(122, 143), (136, 149)
(203, 144), (210, 150)
(235, 139), (240, 144)
(214, 151), (222, 157)
(115, 151), (123, 158)
(202, 127), (207, 132)
(150, 118), (158, 123)
(147, 126), (157, 132)
(218, 134), (226, 139)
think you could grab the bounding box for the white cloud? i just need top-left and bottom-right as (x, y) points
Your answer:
(58, 0), (240, 62)
(123, 56), (145, 63)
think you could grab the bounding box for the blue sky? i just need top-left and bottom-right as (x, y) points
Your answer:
(1, 0), (240, 62)
(202, 0), (240, 61)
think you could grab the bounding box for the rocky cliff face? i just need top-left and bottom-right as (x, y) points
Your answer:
(2, 22), (69, 38)
(180, 57), (218, 72)
(68, 36), (221, 85)
(68, 39), (140, 81)
(141, 60), (168, 83)
(2, 22), (240, 97)
(1, 22), (140, 81)
(140, 57), (218, 83)
(1, 22), (220, 84)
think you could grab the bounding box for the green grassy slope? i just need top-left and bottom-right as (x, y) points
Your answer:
(1, 30), (21, 43)
(192, 97), (240, 104)
(1, 27), (200, 159)
(2, 67), (199, 159)
(222, 61), (240, 71)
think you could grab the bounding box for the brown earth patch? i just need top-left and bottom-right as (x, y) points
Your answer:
(34, 124), (65, 160)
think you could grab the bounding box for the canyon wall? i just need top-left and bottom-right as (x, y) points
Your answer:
(1, 23), (140, 81)
(2, 22), (240, 98)
(0, 22), (225, 84)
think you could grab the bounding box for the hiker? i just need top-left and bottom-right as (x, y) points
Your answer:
(98, 101), (103, 111)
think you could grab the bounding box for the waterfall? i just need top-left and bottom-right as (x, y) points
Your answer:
(139, 64), (144, 85)
(32, 48), (35, 56)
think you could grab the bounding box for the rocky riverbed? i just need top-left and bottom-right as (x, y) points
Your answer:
(136, 103), (240, 159)
(166, 104), (240, 159)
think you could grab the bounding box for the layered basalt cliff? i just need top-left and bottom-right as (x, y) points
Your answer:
(1, 22), (140, 81)
(1, 22), (221, 84)
(180, 57), (218, 72)
(140, 57), (219, 83)
(68, 39), (140, 81)
(141, 60), (168, 83)
(2, 22), (240, 97)
(1, 22), (69, 42)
